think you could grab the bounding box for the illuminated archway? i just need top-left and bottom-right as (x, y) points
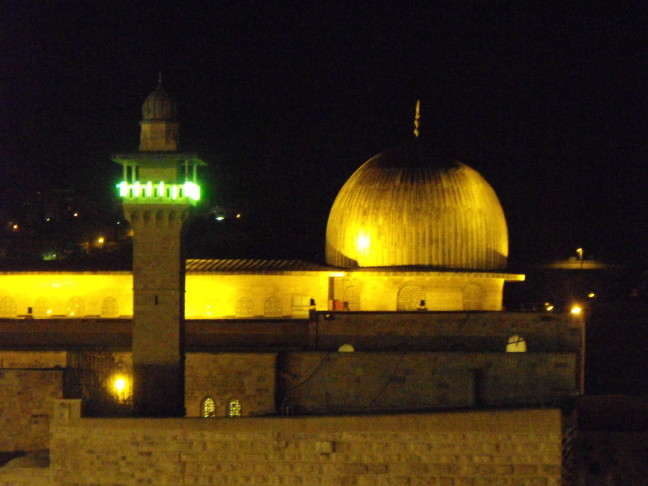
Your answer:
(264, 297), (282, 317)
(397, 285), (424, 311)
(201, 396), (216, 417)
(227, 398), (242, 417)
(235, 297), (254, 317)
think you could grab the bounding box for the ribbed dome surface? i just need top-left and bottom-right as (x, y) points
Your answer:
(325, 146), (508, 269)
(142, 85), (177, 121)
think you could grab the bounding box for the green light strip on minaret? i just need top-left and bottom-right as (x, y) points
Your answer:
(117, 181), (201, 202)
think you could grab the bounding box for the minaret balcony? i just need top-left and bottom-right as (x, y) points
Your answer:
(117, 181), (200, 205)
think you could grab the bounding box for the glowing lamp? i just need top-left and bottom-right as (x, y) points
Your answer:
(570, 305), (582, 315)
(112, 375), (130, 401)
(114, 377), (126, 393)
(183, 182), (201, 201)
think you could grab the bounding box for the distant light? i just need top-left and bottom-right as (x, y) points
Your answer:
(545, 304), (554, 312)
(216, 216), (225, 221)
(73, 212), (79, 218)
(236, 213), (241, 219)
(46, 218), (51, 222)
(12, 224), (18, 230)
(588, 293), (596, 299)
(97, 237), (105, 245)
(570, 305), (583, 315)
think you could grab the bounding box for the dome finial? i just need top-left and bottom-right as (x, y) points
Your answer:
(413, 100), (421, 138)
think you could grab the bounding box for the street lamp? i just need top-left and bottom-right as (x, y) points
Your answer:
(576, 248), (583, 269)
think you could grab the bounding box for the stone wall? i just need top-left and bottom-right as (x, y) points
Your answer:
(0, 369), (63, 452)
(313, 311), (583, 353)
(278, 352), (577, 414)
(2, 400), (558, 486)
(0, 351), (67, 369)
(185, 353), (277, 417)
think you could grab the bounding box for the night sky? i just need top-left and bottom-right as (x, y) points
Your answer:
(1, 2), (647, 266)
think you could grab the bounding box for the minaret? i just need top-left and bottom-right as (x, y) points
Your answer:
(113, 79), (206, 416)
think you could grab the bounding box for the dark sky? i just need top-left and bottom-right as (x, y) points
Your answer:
(1, 2), (647, 265)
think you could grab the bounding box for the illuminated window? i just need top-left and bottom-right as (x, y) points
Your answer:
(201, 396), (216, 418)
(506, 334), (527, 353)
(66, 296), (85, 317)
(463, 284), (485, 311)
(397, 285), (425, 311)
(227, 399), (242, 417)
(342, 286), (360, 311)
(34, 297), (52, 318)
(100, 297), (119, 318)
(338, 343), (355, 352)
(264, 297), (282, 317)
(235, 297), (254, 317)
(0, 297), (17, 318)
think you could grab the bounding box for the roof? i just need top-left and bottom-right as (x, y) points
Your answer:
(185, 259), (334, 273)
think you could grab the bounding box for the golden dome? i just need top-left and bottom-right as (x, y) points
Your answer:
(141, 83), (176, 121)
(325, 146), (508, 269)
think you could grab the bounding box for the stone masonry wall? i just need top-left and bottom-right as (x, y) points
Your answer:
(32, 400), (561, 486)
(313, 311), (582, 353)
(0, 369), (63, 452)
(185, 353), (277, 417)
(279, 352), (577, 414)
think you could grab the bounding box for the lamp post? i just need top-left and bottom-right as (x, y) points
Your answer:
(576, 248), (583, 269)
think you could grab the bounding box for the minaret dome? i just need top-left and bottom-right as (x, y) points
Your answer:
(142, 82), (177, 121)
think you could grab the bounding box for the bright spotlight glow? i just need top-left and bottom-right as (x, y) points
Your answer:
(588, 293), (595, 298)
(114, 377), (126, 393)
(570, 305), (583, 315)
(356, 231), (370, 252)
(112, 375), (130, 401)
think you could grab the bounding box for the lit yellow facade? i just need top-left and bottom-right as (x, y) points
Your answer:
(0, 273), (133, 318)
(0, 268), (523, 318)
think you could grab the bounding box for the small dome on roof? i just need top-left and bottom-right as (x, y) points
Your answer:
(325, 144), (509, 270)
(141, 82), (176, 121)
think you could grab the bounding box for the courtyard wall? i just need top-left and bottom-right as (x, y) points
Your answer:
(0, 400), (563, 486)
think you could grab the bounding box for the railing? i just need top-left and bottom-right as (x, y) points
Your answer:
(116, 181), (201, 203)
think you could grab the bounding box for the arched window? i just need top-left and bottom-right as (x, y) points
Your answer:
(463, 284), (485, 311)
(101, 297), (119, 317)
(201, 396), (216, 417)
(397, 285), (425, 311)
(67, 296), (85, 317)
(506, 334), (527, 353)
(264, 297), (282, 317)
(0, 297), (17, 318)
(227, 399), (242, 417)
(34, 297), (52, 318)
(235, 297), (254, 317)
(342, 286), (360, 311)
